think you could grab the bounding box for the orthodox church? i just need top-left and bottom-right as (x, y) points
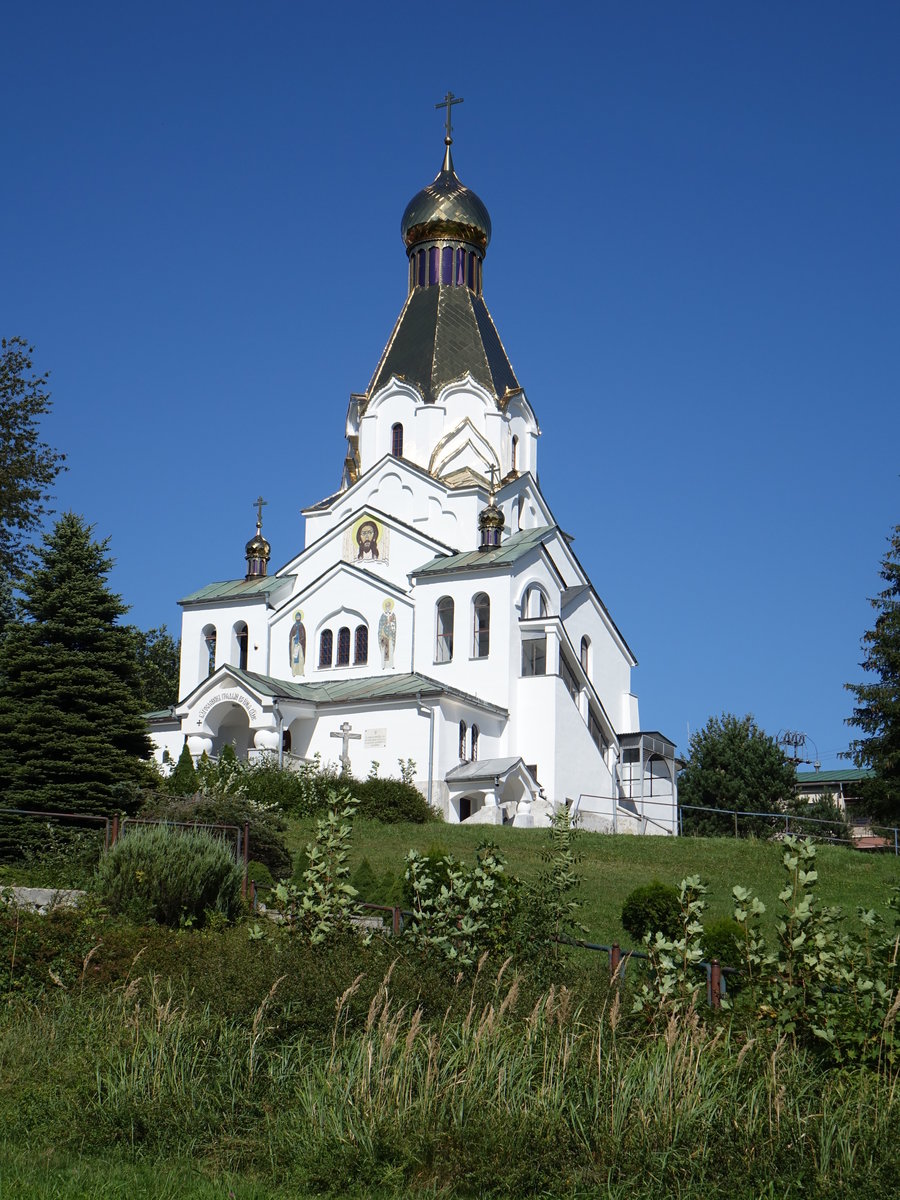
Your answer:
(149, 102), (677, 833)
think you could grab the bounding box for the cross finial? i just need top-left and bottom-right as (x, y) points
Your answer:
(435, 90), (463, 142)
(253, 495), (267, 529)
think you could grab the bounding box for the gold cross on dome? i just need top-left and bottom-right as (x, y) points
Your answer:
(434, 91), (463, 140)
(253, 496), (267, 528)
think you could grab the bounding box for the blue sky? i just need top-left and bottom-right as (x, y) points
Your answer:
(2, 2), (898, 768)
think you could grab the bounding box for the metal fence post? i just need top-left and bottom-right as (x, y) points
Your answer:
(710, 959), (722, 1010)
(110, 813), (119, 846)
(241, 821), (250, 900)
(610, 942), (621, 979)
(392, 906), (401, 936)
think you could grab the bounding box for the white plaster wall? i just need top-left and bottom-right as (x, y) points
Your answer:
(412, 574), (515, 710)
(179, 600), (269, 699)
(268, 568), (414, 682)
(303, 704), (430, 783)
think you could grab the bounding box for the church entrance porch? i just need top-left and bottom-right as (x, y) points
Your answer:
(444, 757), (543, 826)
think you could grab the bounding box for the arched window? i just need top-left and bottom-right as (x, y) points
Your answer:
(511, 435), (518, 473)
(472, 593), (490, 658)
(235, 622), (248, 671)
(580, 636), (591, 675)
(470, 724), (479, 761)
(354, 625), (368, 664)
(435, 596), (454, 663)
(522, 585), (548, 619)
(319, 629), (333, 668)
(459, 720), (467, 760)
(203, 626), (217, 677)
(391, 423), (403, 458)
(337, 626), (351, 666)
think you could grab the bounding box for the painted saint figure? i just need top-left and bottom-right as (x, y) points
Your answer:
(288, 610), (306, 677)
(378, 598), (396, 669)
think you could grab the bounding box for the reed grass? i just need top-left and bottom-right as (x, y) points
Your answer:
(2, 962), (897, 1198)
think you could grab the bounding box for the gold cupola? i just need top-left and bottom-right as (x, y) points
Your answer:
(401, 93), (491, 296)
(245, 497), (271, 579)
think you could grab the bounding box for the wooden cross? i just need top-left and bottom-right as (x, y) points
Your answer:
(253, 495), (267, 527)
(330, 721), (362, 775)
(434, 91), (463, 140)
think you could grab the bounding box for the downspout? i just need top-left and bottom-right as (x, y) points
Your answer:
(273, 700), (284, 768)
(416, 692), (435, 811)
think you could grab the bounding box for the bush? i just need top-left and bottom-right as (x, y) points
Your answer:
(621, 880), (682, 943)
(137, 792), (291, 878)
(701, 916), (744, 975)
(350, 776), (436, 823)
(247, 754), (342, 818)
(95, 825), (243, 926)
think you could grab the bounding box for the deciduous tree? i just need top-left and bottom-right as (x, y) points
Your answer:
(845, 523), (900, 820)
(0, 513), (153, 814)
(0, 338), (66, 579)
(128, 624), (181, 711)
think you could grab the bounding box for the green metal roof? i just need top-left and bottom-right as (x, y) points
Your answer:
(795, 768), (874, 784)
(224, 667), (507, 716)
(179, 576), (296, 605)
(412, 525), (554, 577)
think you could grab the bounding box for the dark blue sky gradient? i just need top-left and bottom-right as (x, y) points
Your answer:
(2, 2), (898, 766)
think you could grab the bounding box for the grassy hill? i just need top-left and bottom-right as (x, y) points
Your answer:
(285, 816), (900, 944)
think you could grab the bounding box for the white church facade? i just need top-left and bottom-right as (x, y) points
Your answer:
(149, 111), (677, 834)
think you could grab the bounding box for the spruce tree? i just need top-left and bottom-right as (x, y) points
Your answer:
(846, 523), (900, 820)
(0, 513), (152, 815)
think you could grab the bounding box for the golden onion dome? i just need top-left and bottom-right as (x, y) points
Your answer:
(245, 531), (270, 558)
(401, 141), (491, 254)
(479, 499), (505, 531)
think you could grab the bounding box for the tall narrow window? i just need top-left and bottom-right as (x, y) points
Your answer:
(435, 596), (454, 663)
(511, 435), (518, 472)
(472, 593), (490, 658)
(235, 622), (248, 671)
(470, 724), (479, 761)
(522, 635), (547, 677)
(459, 720), (467, 760)
(522, 585), (548, 619)
(319, 629), (333, 668)
(354, 625), (368, 665)
(204, 627), (217, 677)
(580, 636), (591, 674)
(391, 423), (403, 458)
(337, 626), (351, 666)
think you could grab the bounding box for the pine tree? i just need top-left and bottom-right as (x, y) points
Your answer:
(846, 524), (900, 820)
(168, 741), (198, 796)
(0, 513), (153, 815)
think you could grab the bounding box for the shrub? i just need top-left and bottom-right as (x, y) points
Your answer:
(247, 754), (342, 818)
(701, 916), (744, 968)
(350, 776), (436, 823)
(137, 792), (291, 878)
(621, 880), (682, 943)
(95, 825), (243, 926)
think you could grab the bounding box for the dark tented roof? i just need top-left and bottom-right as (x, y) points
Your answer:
(367, 286), (519, 405)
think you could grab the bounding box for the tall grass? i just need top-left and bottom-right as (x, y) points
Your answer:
(2, 963), (897, 1198)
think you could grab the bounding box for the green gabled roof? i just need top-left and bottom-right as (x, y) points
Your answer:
(412, 525), (554, 578)
(179, 576), (296, 605)
(224, 667), (507, 716)
(795, 768), (874, 784)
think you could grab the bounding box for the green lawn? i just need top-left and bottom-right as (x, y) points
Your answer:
(285, 816), (900, 945)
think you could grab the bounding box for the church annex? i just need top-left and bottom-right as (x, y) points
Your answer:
(149, 100), (677, 833)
